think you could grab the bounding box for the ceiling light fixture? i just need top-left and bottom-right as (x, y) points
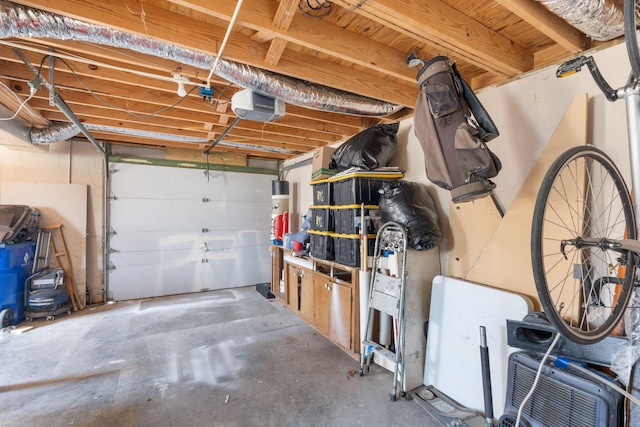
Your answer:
(173, 73), (191, 97)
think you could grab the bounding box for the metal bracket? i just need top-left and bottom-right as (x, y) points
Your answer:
(48, 49), (55, 106)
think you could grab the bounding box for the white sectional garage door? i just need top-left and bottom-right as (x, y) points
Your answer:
(108, 162), (272, 300)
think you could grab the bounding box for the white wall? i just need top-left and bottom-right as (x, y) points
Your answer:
(284, 41), (631, 278)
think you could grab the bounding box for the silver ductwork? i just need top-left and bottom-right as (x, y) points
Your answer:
(535, 0), (624, 41)
(0, 0), (401, 117)
(29, 121), (293, 154)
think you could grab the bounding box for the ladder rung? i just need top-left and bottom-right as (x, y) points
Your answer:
(362, 340), (396, 363)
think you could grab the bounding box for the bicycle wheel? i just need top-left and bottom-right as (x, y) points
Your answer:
(625, 0), (640, 79)
(531, 145), (636, 344)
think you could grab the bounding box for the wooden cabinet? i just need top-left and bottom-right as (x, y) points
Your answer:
(279, 251), (360, 358)
(300, 268), (314, 323)
(286, 263), (314, 323)
(270, 245), (284, 299)
(314, 273), (352, 350)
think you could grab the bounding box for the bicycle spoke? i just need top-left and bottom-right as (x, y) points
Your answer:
(532, 146), (635, 344)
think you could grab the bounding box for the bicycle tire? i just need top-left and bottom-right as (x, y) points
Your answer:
(531, 145), (636, 344)
(625, 0), (640, 79)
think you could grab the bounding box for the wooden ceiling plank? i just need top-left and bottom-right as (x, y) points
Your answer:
(495, 0), (588, 52)
(251, 31), (276, 43)
(262, 0), (298, 67)
(168, 0), (417, 83)
(0, 59), (362, 137)
(89, 131), (294, 159)
(332, 0), (533, 76)
(34, 100), (329, 149)
(0, 78), (50, 126)
(39, 109), (320, 152)
(12, 0), (416, 107)
(272, 0), (299, 31)
(264, 38), (288, 67)
(1, 45), (368, 129)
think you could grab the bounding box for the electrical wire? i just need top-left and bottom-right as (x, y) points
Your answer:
(567, 357), (640, 406)
(515, 332), (561, 427)
(201, 82), (233, 110)
(0, 80), (36, 121)
(299, 0), (333, 17)
(344, 0), (369, 12)
(40, 55), (199, 118)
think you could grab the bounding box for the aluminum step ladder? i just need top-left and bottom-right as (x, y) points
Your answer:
(359, 221), (408, 401)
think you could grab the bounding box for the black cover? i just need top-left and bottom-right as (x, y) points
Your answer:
(329, 123), (399, 171)
(379, 181), (441, 251)
(27, 288), (69, 311)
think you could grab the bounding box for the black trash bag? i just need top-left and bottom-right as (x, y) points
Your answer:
(378, 180), (441, 250)
(329, 122), (399, 171)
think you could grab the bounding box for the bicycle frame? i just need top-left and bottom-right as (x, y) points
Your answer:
(624, 81), (640, 238)
(560, 57), (640, 258)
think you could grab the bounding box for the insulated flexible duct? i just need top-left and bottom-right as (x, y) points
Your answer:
(28, 121), (293, 154)
(535, 0), (624, 41)
(0, 0), (401, 117)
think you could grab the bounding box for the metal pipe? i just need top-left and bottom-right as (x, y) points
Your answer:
(14, 47), (110, 304)
(535, 0), (623, 41)
(479, 326), (494, 426)
(204, 116), (243, 155)
(29, 121), (293, 154)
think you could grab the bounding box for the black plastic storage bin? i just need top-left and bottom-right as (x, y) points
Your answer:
(310, 206), (333, 231)
(334, 233), (376, 267)
(311, 179), (333, 205)
(332, 174), (403, 206)
(333, 205), (377, 235)
(309, 230), (334, 261)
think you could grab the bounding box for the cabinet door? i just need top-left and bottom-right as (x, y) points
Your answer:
(314, 275), (352, 350)
(314, 275), (332, 335)
(299, 268), (314, 322)
(286, 263), (299, 308)
(329, 281), (352, 349)
(271, 247), (284, 297)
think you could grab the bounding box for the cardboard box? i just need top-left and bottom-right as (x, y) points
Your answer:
(311, 146), (337, 180)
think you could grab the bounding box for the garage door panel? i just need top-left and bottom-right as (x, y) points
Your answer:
(112, 163), (271, 202)
(109, 255), (270, 300)
(110, 199), (269, 233)
(110, 229), (269, 253)
(108, 163), (273, 300)
(110, 240), (270, 268)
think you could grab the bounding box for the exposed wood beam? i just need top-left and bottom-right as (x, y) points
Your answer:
(331, 0), (533, 76)
(0, 77), (50, 126)
(37, 106), (321, 151)
(169, 0), (417, 84)
(0, 57), (362, 137)
(495, 0), (588, 52)
(264, 38), (289, 68)
(262, 0), (299, 66)
(12, 0), (417, 107)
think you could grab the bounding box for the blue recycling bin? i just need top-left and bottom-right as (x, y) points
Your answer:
(0, 241), (36, 326)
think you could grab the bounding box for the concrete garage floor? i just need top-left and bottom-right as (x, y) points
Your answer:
(0, 286), (440, 427)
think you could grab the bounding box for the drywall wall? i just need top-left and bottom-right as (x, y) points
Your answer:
(283, 41), (632, 282)
(0, 133), (104, 303)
